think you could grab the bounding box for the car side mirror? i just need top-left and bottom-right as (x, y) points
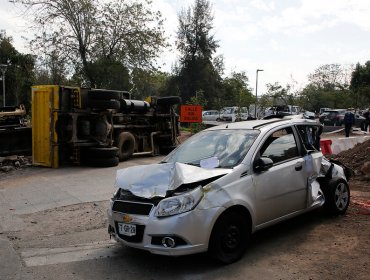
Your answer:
(254, 157), (274, 172)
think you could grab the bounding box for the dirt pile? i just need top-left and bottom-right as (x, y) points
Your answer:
(331, 139), (370, 180)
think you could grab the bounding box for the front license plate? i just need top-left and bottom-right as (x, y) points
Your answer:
(118, 223), (136, 236)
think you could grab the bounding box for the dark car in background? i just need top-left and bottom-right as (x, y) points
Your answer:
(319, 109), (366, 127)
(319, 109), (346, 126)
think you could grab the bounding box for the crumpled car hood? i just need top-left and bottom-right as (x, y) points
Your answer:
(115, 162), (232, 198)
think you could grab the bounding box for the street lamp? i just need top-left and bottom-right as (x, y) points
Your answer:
(255, 69), (264, 118)
(0, 64), (7, 107)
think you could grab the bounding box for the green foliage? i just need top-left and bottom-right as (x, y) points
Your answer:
(15, 0), (167, 87)
(0, 34), (35, 109)
(175, 0), (223, 107)
(350, 62), (370, 108)
(222, 71), (254, 111)
(131, 69), (173, 100)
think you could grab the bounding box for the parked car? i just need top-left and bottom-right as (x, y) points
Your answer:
(202, 110), (220, 121)
(319, 108), (331, 114)
(319, 109), (346, 126)
(107, 118), (350, 264)
(220, 106), (249, 122)
(264, 105), (301, 118)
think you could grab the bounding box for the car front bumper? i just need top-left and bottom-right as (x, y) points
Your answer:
(107, 201), (221, 256)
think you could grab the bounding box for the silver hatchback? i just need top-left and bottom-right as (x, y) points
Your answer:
(107, 119), (350, 263)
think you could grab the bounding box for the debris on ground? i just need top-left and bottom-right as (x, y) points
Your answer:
(0, 155), (32, 173)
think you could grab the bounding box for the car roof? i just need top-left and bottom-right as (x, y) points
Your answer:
(205, 118), (319, 132)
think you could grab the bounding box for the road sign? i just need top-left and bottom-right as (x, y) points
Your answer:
(180, 105), (202, 123)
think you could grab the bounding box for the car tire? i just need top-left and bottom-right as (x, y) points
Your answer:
(88, 99), (121, 110)
(322, 178), (350, 215)
(88, 90), (120, 100)
(208, 211), (250, 264)
(116, 132), (135, 161)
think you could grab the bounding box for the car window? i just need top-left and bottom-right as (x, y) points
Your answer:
(296, 125), (322, 152)
(260, 127), (299, 164)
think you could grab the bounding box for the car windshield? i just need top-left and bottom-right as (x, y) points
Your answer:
(163, 129), (260, 168)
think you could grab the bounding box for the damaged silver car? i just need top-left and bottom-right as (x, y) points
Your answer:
(107, 119), (350, 264)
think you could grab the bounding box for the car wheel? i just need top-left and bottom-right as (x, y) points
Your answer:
(216, 118), (220, 121)
(116, 132), (135, 161)
(322, 178), (350, 215)
(209, 211), (250, 264)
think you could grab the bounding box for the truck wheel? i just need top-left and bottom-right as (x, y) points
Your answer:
(87, 147), (119, 158)
(88, 90), (120, 100)
(322, 178), (350, 215)
(116, 132), (135, 161)
(85, 156), (119, 167)
(157, 96), (181, 105)
(88, 99), (120, 110)
(209, 211), (250, 264)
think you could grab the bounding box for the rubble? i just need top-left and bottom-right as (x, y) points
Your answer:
(0, 155), (32, 173)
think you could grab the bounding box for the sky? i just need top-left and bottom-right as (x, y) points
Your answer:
(1, 0), (370, 94)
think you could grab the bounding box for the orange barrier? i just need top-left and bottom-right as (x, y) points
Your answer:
(320, 139), (333, 155)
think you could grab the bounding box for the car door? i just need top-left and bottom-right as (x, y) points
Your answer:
(252, 126), (308, 225)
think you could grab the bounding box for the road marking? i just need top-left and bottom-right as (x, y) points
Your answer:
(21, 240), (120, 267)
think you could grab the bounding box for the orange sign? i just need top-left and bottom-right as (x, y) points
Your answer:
(180, 105), (202, 123)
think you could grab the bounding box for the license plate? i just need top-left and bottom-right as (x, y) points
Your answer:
(118, 223), (136, 236)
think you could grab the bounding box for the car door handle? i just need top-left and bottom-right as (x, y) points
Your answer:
(295, 163), (303, 171)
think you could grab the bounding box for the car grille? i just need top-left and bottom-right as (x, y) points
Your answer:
(112, 200), (153, 215)
(115, 222), (145, 243)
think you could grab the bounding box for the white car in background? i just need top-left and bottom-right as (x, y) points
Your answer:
(220, 106), (249, 122)
(202, 110), (220, 121)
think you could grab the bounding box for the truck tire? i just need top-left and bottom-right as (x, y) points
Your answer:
(88, 90), (120, 100)
(157, 96), (181, 106)
(87, 147), (119, 158)
(85, 156), (119, 167)
(116, 132), (135, 161)
(88, 99), (120, 110)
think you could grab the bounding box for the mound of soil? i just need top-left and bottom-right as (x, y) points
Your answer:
(330, 139), (370, 180)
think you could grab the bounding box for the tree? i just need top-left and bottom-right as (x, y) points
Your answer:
(265, 82), (295, 106)
(175, 0), (222, 107)
(222, 71), (254, 112)
(308, 64), (350, 91)
(350, 62), (370, 108)
(14, 0), (167, 88)
(300, 64), (354, 111)
(0, 33), (35, 108)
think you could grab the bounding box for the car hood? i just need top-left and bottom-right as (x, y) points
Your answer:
(115, 162), (232, 199)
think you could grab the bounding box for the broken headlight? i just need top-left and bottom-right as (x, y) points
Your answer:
(155, 187), (203, 217)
